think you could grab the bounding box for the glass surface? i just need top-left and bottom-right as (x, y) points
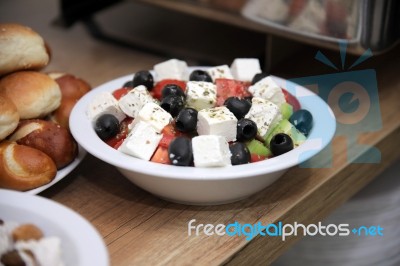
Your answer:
(189, 0), (361, 42)
(243, 0), (360, 41)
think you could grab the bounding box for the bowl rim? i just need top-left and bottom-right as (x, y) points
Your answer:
(70, 71), (336, 180)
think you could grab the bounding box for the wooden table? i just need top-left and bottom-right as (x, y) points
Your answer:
(40, 44), (400, 265)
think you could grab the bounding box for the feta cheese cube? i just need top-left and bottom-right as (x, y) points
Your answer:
(245, 97), (282, 137)
(118, 85), (155, 118)
(131, 102), (172, 132)
(118, 121), (162, 161)
(153, 59), (188, 81)
(185, 81), (217, 111)
(230, 58), (262, 82)
(87, 92), (126, 122)
(248, 76), (286, 107)
(206, 65), (234, 82)
(192, 135), (232, 167)
(197, 106), (238, 142)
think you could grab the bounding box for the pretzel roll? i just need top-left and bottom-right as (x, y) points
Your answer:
(50, 99), (76, 129)
(9, 119), (77, 169)
(0, 95), (19, 140)
(0, 141), (56, 191)
(0, 23), (50, 76)
(0, 71), (61, 119)
(48, 72), (91, 128)
(48, 72), (91, 99)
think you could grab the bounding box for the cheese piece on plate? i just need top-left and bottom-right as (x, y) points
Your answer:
(185, 81), (217, 111)
(153, 59), (188, 81)
(118, 85), (155, 118)
(245, 97), (282, 137)
(192, 135), (232, 167)
(130, 102), (172, 132)
(248, 76), (286, 107)
(87, 92), (126, 122)
(119, 121), (162, 160)
(230, 58), (262, 82)
(197, 106), (238, 142)
(206, 65), (234, 82)
(15, 237), (63, 266)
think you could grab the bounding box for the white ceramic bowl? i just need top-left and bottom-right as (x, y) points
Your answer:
(70, 73), (336, 205)
(0, 189), (109, 266)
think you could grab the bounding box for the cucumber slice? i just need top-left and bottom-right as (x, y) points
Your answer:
(246, 139), (272, 157)
(264, 119), (306, 148)
(280, 102), (293, 120)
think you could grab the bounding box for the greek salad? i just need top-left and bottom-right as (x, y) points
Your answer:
(87, 58), (313, 167)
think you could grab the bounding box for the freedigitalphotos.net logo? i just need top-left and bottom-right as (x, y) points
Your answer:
(188, 219), (384, 241)
(286, 42), (382, 167)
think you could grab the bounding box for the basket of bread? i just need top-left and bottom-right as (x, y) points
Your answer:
(0, 23), (90, 192)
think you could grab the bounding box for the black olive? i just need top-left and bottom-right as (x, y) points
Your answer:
(122, 80), (133, 88)
(270, 133), (294, 156)
(161, 84), (185, 99)
(160, 95), (185, 117)
(189, 69), (212, 82)
(94, 114), (120, 141)
(251, 72), (269, 85)
(1, 250), (25, 266)
(289, 109), (313, 136)
(236, 118), (257, 142)
(132, 70), (154, 90)
(224, 97), (251, 119)
(229, 142), (251, 165)
(175, 108), (198, 133)
(168, 137), (193, 166)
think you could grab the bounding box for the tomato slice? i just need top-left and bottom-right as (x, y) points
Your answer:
(151, 146), (171, 164)
(159, 123), (187, 148)
(215, 78), (251, 106)
(112, 87), (130, 100)
(106, 138), (125, 150)
(151, 79), (186, 100)
(250, 154), (267, 163)
(159, 134), (175, 148)
(105, 117), (133, 149)
(282, 89), (301, 112)
(162, 123), (180, 136)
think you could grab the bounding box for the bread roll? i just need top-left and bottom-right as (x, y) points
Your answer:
(0, 141), (56, 191)
(0, 23), (50, 76)
(50, 99), (76, 129)
(48, 73), (91, 128)
(9, 119), (77, 169)
(0, 71), (61, 119)
(48, 72), (91, 99)
(12, 224), (44, 241)
(0, 95), (19, 140)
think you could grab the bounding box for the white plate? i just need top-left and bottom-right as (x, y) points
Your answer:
(25, 145), (86, 195)
(0, 189), (109, 266)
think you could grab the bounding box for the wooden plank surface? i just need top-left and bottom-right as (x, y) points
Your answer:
(2, 0), (399, 264)
(41, 46), (400, 265)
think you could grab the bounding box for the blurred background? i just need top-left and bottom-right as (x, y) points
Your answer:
(2, 0), (399, 88)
